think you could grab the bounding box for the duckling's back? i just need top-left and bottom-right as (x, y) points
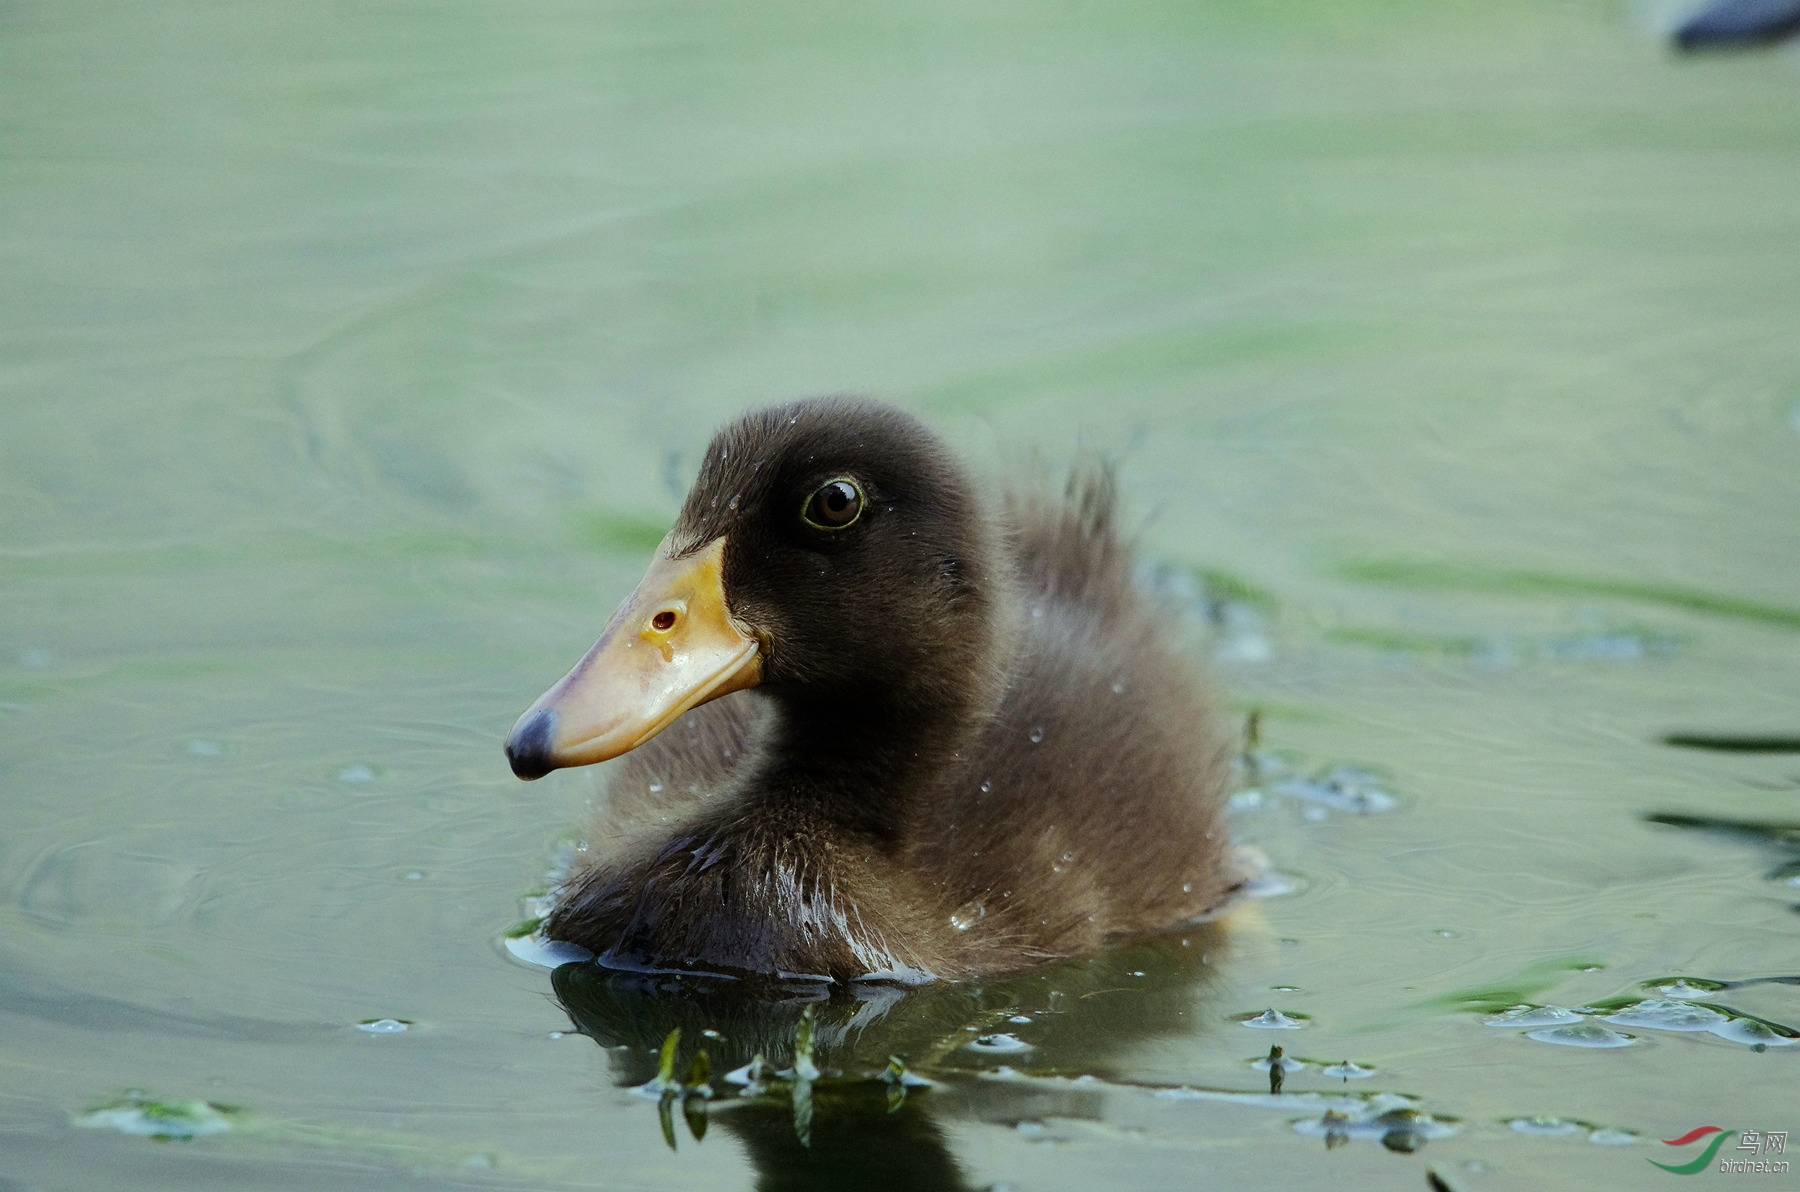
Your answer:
(905, 464), (1239, 970)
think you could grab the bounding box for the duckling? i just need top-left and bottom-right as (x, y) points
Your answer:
(505, 397), (1240, 982)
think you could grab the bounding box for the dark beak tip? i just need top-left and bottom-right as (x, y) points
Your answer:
(505, 708), (558, 781)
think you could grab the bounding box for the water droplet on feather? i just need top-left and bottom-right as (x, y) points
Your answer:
(950, 901), (985, 931)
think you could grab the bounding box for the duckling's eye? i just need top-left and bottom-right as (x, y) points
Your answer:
(801, 479), (863, 530)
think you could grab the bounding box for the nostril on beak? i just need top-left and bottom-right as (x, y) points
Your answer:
(505, 708), (558, 780)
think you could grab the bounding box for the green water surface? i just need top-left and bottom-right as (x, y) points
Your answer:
(3, 0), (1798, 1188)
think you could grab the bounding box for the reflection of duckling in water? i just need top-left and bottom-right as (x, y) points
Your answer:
(551, 927), (1227, 1191)
(505, 397), (1245, 982)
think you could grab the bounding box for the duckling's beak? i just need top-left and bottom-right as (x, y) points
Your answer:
(505, 537), (761, 779)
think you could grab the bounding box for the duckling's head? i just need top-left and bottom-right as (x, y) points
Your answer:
(506, 397), (1004, 779)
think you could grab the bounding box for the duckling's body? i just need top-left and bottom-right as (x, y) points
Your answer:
(512, 399), (1238, 982)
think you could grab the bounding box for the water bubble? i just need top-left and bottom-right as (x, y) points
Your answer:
(1509, 1116), (1582, 1136)
(1241, 1008), (1306, 1029)
(1485, 1005), (1585, 1028)
(965, 1033), (1034, 1054)
(1242, 870), (1301, 900)
(1525, 1022), (1634, 1048)
(357, 1019), (409, 1034)
(950, 901), (986, 931)
(1269, 766), (1397, 814)
(1228, 789), (1265, 811)
(1028, 726), (1045, 744)
(724, 1055), (772, 1087)
(186, 739), (222, 757)
(1008, 1015), (1032, 1024)
(1708, 1017), (1796, 1047)
(1322, 1061), (1374, 1080)
(1252, 1053), (1307, 1074)
(1603, 1000), (1728, 1032)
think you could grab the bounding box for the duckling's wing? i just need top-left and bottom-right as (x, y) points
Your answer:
(917, 461), (1234, 960)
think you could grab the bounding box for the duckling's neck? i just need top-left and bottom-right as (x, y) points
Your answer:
(738, 539), (1023, 843)
(743, 686), (988, 843)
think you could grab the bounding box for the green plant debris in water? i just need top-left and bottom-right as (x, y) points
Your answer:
(1421, 956), (1608, 1017)
(1323, 626), (1493, 657)
(503, 918), (543, 940)
(653, 1027), (680, 1091)
(878, 1055), (931, 1113)
(681, 1092), (708, 1143)
(1192, 567), (1279, 613)
(1662, 733), (1800, 754)
(77, 1090), (518, 1169)
(683, 1050), (712, 1096)
(790, 1004), (821, 1082)
(1339, 559), (1800, 630)
(1324, 622), (1682, 662)
(792, 1076), (813, 1149)
(1644, 813), (1800, 849)
(78, 1094), (236, 1140)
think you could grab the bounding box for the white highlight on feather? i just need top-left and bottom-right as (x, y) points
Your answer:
(769, 857), (938, 985)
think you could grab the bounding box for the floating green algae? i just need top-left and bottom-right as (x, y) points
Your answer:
(1421, 957), (1608, 1017)
(78, 1094), (236, 1140)
(1339, 559), (1800, 630)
